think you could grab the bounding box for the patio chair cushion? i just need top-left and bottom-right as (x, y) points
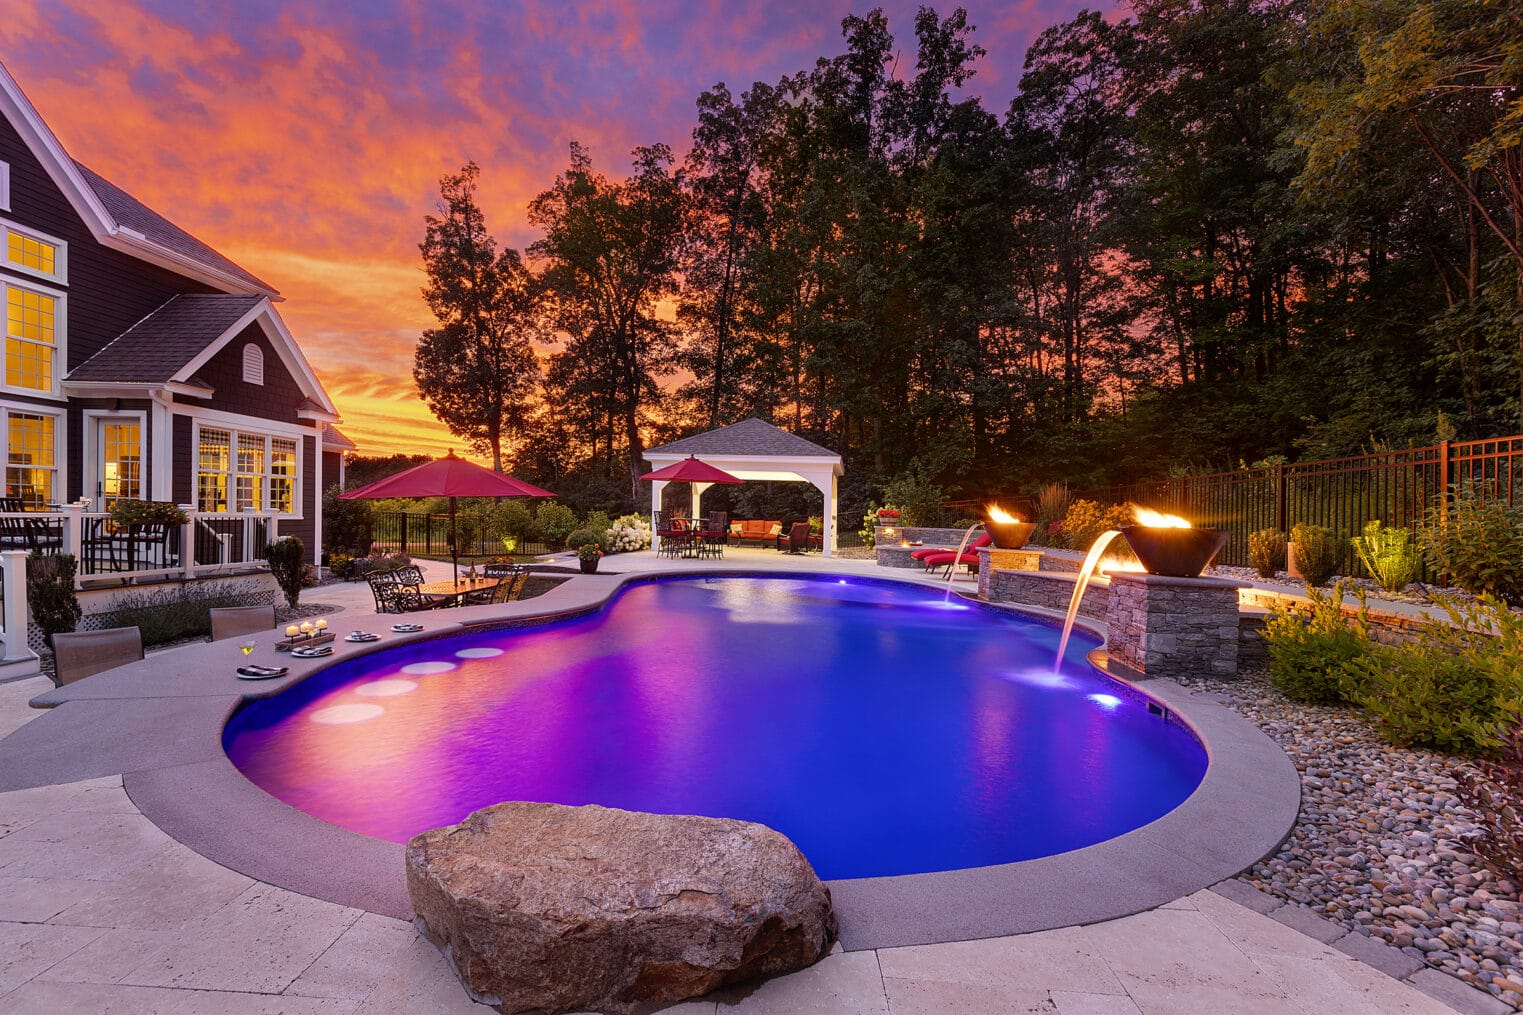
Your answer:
(51, 626), (143, 687)
(209, 605), (276, 642)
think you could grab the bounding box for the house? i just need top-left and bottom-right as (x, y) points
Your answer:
(0, 59), (339, 562)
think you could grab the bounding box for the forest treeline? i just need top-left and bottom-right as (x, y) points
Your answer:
(411, 0), (1523, 519)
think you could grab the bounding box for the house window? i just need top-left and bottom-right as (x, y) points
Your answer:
(0, 221), (64, 283)
(196, 425), (301, 515)
(242, 344), (264, 385)
(5, 284), (55, 391)
(5, 410), (57, 507)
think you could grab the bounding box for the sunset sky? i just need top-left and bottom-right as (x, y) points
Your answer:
(2, 1), (1096, 459)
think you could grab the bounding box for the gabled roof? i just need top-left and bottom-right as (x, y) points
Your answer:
(323, 426), (357, 452)
(73, 162), (276, 294)
(647, 418), (840, 459)
(64, 294), (339, 419)
(0, 59), (276, 296)
(68, 294), (264, 383)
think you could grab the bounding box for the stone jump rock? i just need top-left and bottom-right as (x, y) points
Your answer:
(406, 801), (838, 1014)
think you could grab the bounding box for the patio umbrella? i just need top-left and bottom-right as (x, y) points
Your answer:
(340, 450), (554, 584)
(639, 455), (744, 485)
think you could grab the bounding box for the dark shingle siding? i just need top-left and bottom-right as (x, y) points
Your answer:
(67, 294), (264, 383)
(73, 162), (276, 294)
(648, 418), (839, 458)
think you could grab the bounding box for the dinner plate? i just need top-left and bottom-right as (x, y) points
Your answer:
(290, 646), (333, 658)
(345, 632), (381, 643)
(391, 623), (424, 633)
(236, 665), (289, 680)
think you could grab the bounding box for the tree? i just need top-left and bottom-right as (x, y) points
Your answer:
(415, 162), (542, 471)
(529, 143), (685, 500)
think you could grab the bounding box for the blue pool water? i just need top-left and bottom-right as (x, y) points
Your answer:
(224, 575), (1207, 880)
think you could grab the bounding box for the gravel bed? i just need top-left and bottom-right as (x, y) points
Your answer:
(1184, 669), (1523, 1009)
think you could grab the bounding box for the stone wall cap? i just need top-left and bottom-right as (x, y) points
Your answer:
(1105, 572), (1248, 590)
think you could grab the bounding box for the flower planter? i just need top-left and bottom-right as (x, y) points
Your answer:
(579, 558), (599, 574)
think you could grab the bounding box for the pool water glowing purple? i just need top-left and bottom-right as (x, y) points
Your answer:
(224, 575), (1207, 880)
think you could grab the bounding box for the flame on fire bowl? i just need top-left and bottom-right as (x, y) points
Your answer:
(1120, 525), (1229, 578)
(984, 504), (1036, 550)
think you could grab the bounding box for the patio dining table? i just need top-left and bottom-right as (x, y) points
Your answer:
(418, 576), (500, 607)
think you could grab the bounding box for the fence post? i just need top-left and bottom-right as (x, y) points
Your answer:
(1274, 464), (1287, 534)
(59, 502), (84, 574)
(179, 505), (197, 580)
(1, 549), (33, 663)
(1439, 439), (1452, 495)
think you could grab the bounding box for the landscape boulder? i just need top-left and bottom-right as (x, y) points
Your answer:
(406, 801), (838, 1014)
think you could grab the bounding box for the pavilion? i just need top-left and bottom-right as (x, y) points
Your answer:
(643, 419), (845, 557)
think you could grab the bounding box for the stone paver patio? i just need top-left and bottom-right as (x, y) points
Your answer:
(0, 553), (1483, 1014)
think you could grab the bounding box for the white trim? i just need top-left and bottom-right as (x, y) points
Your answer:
(0, 275), (66, 400)
(189, 417), (306, 520)
(82, 409), (147, 505)
(313, 423), (324, 565)
(173, 299), (338, 415)
(150, 392), (172, 501)
(0, 162), (8, 212)
(0, 216), (67, 285)
(0, 399), (64, 507)
(0, 62), (276, 297)
(174, 403), (312, 440)
(60, 379), (213, 400)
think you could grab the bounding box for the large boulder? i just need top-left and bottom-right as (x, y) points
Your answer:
(406, 801), (838, 1014)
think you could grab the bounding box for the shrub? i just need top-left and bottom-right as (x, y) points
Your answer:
(581, 510), (613, 539)
(604, 513), (651, 553)
(1034, 483), (1073, 527)
(880, 469), (948, 527)
(1263, 580), (1373, 705)
(488, 500), (537, 544)
(1351, 520), (1422, 593)
(322, 484), (373, 555)
(1421, 483), (1523, 605)
(1345, 595), (1523, 756)
(536, 502), (578, 547)
(1290, 523), (1344, 587)
(264, 536), (306, 608)
(1248, 529), (1287, 579)
(350, 550), (411, 578)
(96, 581), (268, 646)
(1060, 500), (1134, 552)
(1455, 728), (1523, 882)
(328, 552), (356, 580)
(27, 552), (80, 646)
(564, 526), (605, 552)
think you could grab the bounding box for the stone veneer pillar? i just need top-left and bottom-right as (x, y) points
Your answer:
(1104, 572), (1246, 679)
(974, 547), (1043, 598)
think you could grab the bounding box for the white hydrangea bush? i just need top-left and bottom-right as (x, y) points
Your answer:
(604, 513), (652, 553)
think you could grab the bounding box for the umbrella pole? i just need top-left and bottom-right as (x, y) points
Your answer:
(450, 497), (459, 586)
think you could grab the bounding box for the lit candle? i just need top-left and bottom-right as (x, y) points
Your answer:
(284, 625), (299, 637)
(299, 622), (313, 635)
(314, 618), (328, 631)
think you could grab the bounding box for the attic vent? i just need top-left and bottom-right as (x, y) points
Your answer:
(242, 343), (264, 385)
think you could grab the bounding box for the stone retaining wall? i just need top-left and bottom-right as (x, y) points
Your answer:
(1106, 573), (1245, 680)
(1237, 587), (1436, 646)
(985, 568), (1108, 620)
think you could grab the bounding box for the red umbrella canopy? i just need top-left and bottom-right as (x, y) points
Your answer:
(639, 455), (743, 485)
(339, 450), (555, 500)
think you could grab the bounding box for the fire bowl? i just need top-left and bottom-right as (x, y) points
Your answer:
(1120, 525), (1229, 578)
(985, 519), (1037, 550)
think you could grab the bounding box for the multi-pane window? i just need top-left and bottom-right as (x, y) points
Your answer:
(6, 412), (56, 507)
(5, 285), (55, 391)
(6, 232), (55, 275)
(197, 426), (300, 515)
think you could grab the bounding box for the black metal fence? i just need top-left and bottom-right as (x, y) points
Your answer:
(1092, 436), (1523, 569)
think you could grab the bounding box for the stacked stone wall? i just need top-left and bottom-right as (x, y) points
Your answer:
(1105, 574), (1244, 679)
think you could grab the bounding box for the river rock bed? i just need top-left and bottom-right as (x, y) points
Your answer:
(1181, 670), (1523, 1010)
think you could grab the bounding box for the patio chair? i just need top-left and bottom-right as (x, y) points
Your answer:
(483, 561), (517, 579)
(208, 605), (276, 642)
(51, 626), (143, 687)
(366, 570), (410, 613)
(778, 521), (810, 554)
(491, 569), (532, 604)
(388, 587), (454, 612)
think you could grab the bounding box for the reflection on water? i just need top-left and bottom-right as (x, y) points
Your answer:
(225, 575), (1206, 880)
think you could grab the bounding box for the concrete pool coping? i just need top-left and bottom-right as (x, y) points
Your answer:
(2, 566), (1300, 951)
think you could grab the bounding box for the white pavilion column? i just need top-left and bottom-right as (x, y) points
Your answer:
(812, 472), (836, 559)
(650, 480), (667, 553)
(689, 482), (712, 521)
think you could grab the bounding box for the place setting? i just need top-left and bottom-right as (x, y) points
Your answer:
(346, 630), (383, 643)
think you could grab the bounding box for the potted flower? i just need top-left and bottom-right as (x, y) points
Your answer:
(577, 543), (603, 574)
(108, 499), (189, 529)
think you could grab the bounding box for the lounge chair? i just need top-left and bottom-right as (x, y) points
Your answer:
(51, 626), (143, 687)
(778, 521), (810, 554)
(921, 533), (992, 576)
(208, 605), (276, 642)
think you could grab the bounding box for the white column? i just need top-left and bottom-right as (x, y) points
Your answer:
(179, 505), (197, 579)
(150, 393), (173, 501)
(813, 476), (835, 559)
(59, 502), (84, 572)
(650, 481), (666, 553)
(690, 482), (712, 521)
(1, 549), (32, 662)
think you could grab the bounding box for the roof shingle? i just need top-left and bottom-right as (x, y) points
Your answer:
(74, 161), (277, 294)
(647, 418), (840, 459)
(68, 294), (265, 384)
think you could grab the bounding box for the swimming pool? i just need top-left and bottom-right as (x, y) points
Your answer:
(224, 575), (1207, 880)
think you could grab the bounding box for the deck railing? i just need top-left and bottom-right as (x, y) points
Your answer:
(3, 505), (278, 589)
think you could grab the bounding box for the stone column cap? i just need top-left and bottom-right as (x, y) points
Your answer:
(1105, 571), (1247, 590)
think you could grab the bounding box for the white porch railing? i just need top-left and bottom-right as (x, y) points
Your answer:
(3, 505), (279, 589)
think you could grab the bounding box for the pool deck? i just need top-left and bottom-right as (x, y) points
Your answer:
(0, 550), (1484, 1013)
